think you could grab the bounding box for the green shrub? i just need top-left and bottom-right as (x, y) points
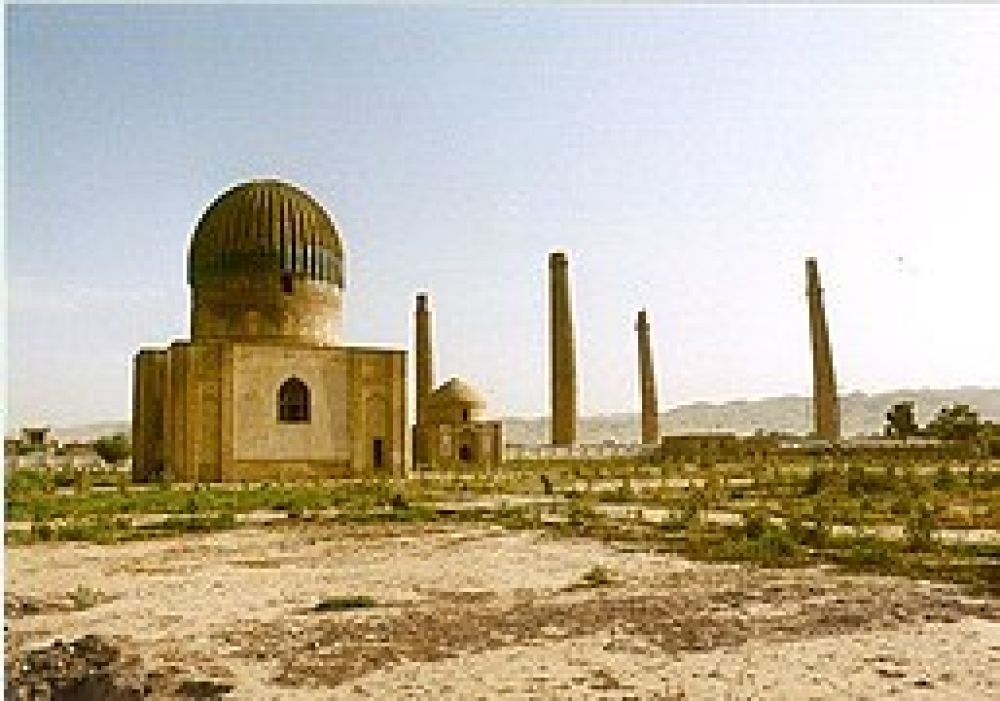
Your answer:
(73, 470), (92, 495)
(380, 505), (435, 523)
(184, 494), (200, 514)
(847, 464), (866, 496)
(53, 469), (76, 489)
(278, 500), (305, 519)
(576, 564), (614, 588)
(56, 521), (106, 544)
(657, 509), (688, 533)
(313, 595), (377, 612)
(699, 523), (802, 567)
(29, 500), (52, 523)
(750, 525), (801, 564)
(806, 501), (832, 548)
(93, 433), (131, 464)
(742, 509), (768, 540)
(905, 502), (937, 552)
(934, 464), (957, 491)
(889, 495), (913, 517)
(30, 522), (54, 542)
(842, 535), (897, 568)
(4, 470), (49, 496)
(69, 585), (107, 611)
(979, 470), (1000, 490)
(678, 497), (700, 530)
(802, 464), (825, 496)
(616, 478), (635, 501)
(494, 505), (532, 529)
(566, 498), (598, 527)
(784, 505), (809, 545)
(153, 513), (236, 535)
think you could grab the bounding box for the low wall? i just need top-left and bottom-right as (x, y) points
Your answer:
(504, 443), (658, 461)
(3, 454), (129, 472)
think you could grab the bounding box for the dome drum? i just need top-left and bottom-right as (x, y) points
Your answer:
(191, 273), (342, 345)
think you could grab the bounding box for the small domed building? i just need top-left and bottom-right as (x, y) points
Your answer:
(420, 377), (502, 467)
(132, 180), (406, 482)
(411, 293), (503, 470)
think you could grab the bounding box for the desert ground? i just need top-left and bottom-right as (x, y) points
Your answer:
(6, 520), (1000, 700)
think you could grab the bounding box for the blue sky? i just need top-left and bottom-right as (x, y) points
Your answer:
(5, 6), (1000, 429)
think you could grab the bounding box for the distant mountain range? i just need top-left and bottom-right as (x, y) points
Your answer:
(25, 387), (1000, 445)
(501, 387), (1000, 445)
(41, 421), (131, 444)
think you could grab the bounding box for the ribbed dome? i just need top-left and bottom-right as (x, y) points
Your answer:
(188, 179), (344, 288)
(430, 377), (486, 406)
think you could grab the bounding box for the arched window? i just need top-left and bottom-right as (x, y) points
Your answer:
(278, 377), (310, 423)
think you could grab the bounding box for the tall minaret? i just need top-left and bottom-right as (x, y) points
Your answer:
(806, 258), (840, 441)
(636, 309), (659, 444)
(549, 251), (577, 445)
(414, 292), (433, 463)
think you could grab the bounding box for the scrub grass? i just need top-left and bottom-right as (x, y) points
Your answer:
(6, 457), (999, 595)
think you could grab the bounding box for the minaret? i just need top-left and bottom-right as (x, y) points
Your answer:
(806, 258), (841, 441)
(636, 309), (659, 444)
(549, 251), (577, 445)
(414, 293), (433, 463)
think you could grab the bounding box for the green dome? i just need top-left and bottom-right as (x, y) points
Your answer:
(188, 179), (344, 288)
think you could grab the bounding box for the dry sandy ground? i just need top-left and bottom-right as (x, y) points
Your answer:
(5, 522), (1000, 699)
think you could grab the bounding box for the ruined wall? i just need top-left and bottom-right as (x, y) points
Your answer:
(131, 349), (167, 482)
(162, 342), (224, 482)
(162, 342), (184, 481)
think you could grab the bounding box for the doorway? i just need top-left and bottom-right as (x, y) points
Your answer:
(372, 438), (384, 470)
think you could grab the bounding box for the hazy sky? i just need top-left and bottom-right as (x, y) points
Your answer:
(5, 6), (999, 430)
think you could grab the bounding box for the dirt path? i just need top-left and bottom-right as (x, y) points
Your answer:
(6, 522), (1000, 699)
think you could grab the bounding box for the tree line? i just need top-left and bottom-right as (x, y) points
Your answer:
(884, 402), (998, 444)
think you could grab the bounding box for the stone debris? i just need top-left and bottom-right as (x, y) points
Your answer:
(4, 635), (147, 701)
(174, 679), (235, 699)
(4, 634), (237, 701)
